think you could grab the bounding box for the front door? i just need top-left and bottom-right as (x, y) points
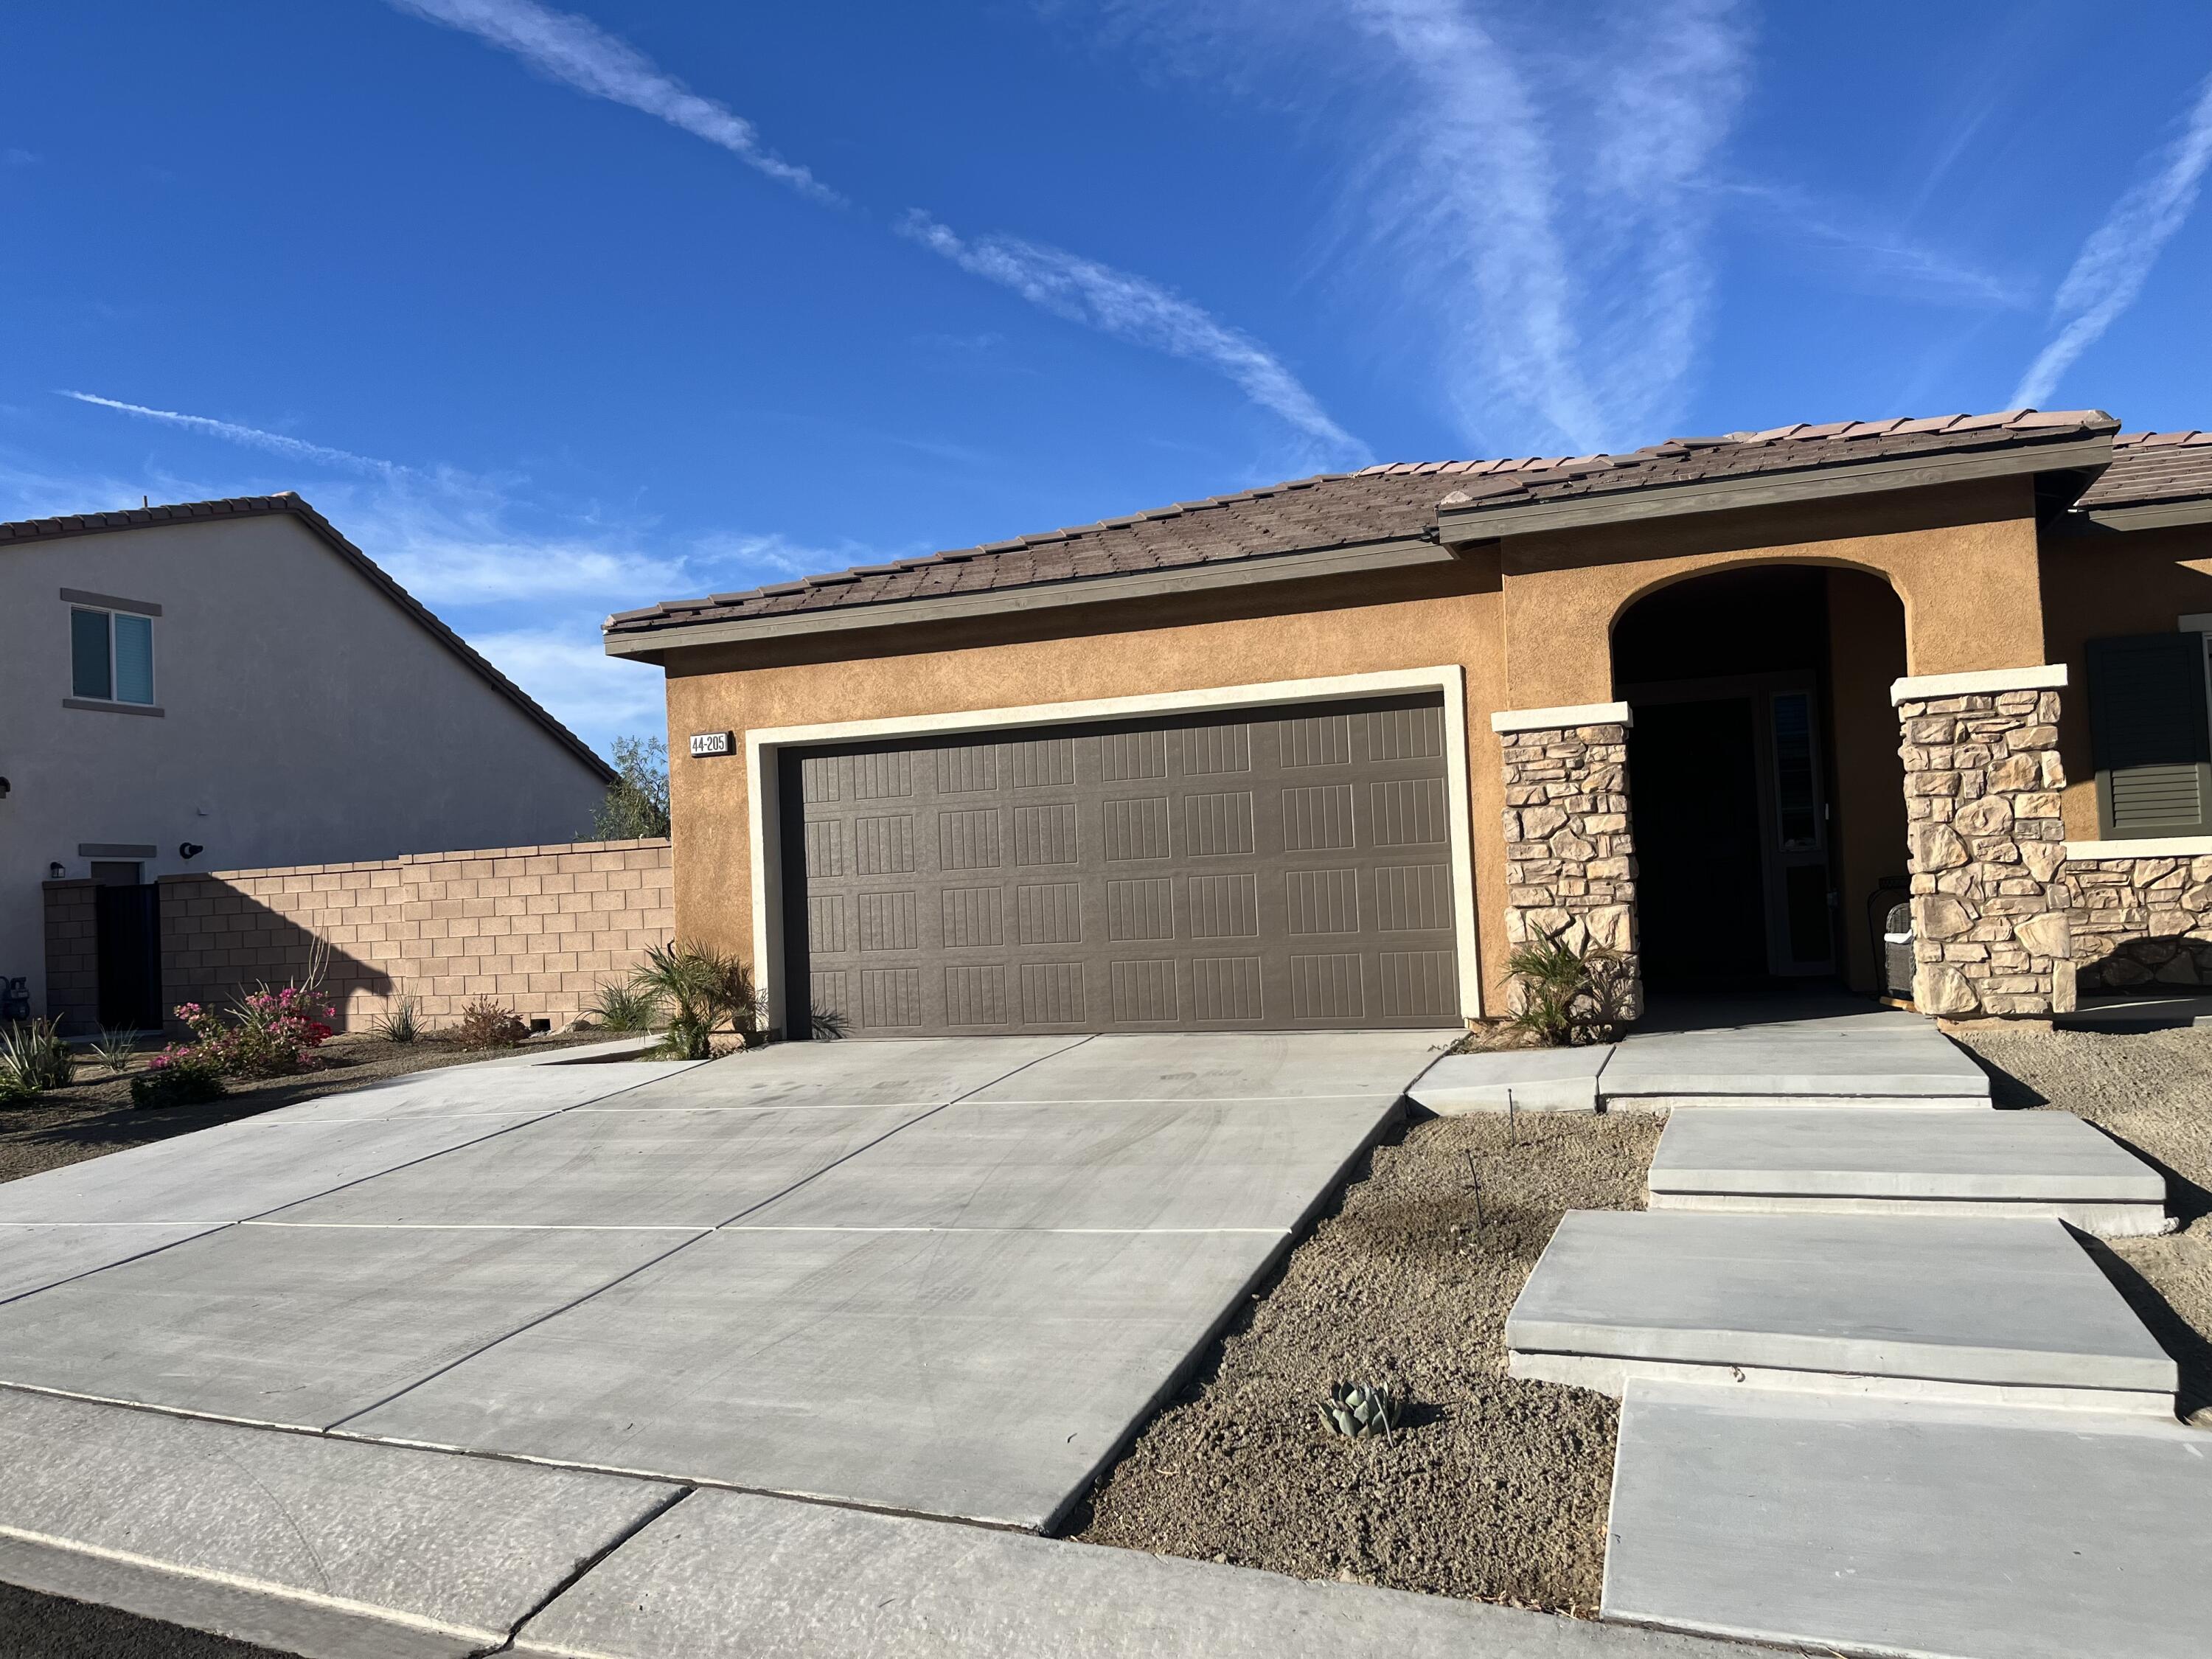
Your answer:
(1626, 675), (1836, 987)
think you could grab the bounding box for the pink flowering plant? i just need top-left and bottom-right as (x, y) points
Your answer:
(153, 986), (335, 1081)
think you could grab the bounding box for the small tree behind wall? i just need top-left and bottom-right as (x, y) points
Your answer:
(588, 735), (672, 841)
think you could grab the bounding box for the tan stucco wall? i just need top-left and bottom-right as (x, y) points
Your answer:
(1496, 477), (2046, 708)
(661, 564), (1520, 1007)
(1825, 571), (1913, 992)
(652, 477), (2065, 1020)
(2037, 526), (2212, 840)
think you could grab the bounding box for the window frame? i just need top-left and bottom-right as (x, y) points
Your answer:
(60, 589), (162, 713)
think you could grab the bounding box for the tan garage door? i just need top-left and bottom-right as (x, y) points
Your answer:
(782, 693), (1462, 1035)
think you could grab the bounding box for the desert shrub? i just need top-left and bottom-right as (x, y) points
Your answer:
(453, 998), (532, 1049)
(0, 1018), (76, 1096)
(587, 977), (664, 1034)
(372, 996), (422, 1044)
(131, 1052), (226, 1110)
(1506, 925), (1634, 1047)
(634, 942), (766, 1060)
(171, 987), (336, 1079)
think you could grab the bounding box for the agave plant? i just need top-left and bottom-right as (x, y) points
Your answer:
(89, 1026), (139, 1074)
(1321, 1380), (1402, 1440)
(0, 1018), (76, 1096)
(372, 995), (422, 1045)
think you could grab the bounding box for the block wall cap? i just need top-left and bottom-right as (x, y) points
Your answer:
(1890, 664), (2069, 705)
(1490, 701), (1634, 734)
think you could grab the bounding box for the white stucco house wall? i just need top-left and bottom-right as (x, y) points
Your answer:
(0, 493), (615, 1022)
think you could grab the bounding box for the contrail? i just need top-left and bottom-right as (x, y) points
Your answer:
(2013, 69), (2212, 407)
(59, 392), (404, 477)
(386, 0), (835, 202)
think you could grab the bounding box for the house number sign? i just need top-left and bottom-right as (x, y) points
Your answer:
(688, 731), (734, 757)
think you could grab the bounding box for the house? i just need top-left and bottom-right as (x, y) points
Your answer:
(3, 494), (615, 1027)
(602, 412), (2212, 1037)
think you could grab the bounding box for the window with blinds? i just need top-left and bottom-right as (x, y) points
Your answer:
(2086, 632), (2212, 838)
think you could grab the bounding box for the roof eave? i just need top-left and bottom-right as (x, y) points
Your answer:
(2059, 495), (2212, 534)
(1433, 431), (2118, 543)
(603, 534), (1453, 661)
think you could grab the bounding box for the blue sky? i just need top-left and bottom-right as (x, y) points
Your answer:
(7, 2), (2212, 758)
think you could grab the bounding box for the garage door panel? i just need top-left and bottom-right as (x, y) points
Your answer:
(786, 695), (1460, 1035)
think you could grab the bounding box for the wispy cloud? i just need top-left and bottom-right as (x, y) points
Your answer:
(1728, 184), (2031, 310)
(1098, 0), (1749, 454)
(384, 1), (1346, 463)
(1339, 0), (1748, 452)
(900, 213), (1367, 467)
(386, 0), (835, 201)
(2012, 69), (2212, 408)
(58, 391), (406, 478)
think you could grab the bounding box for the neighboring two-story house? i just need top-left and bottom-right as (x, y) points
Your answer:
(1, 493), (615, 1027)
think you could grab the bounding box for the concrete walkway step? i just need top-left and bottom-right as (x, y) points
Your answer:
(1604, 1381), (2212, 1659)
(1506, 1211), (2177, 1413)
(1407, 1047), (1610, 1114)
(1647, 1107), (2170, 1237)
(1600, 1004), (1991, 1109)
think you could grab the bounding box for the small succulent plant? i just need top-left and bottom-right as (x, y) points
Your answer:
(1321, 1380), (1402, 1439)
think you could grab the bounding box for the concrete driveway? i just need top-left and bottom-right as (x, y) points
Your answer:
(0, 1030), (1438, 1582)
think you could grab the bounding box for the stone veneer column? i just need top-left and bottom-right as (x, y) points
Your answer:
(1492, 703), (1641, 1019)
(1893, 667), (2073, 1020)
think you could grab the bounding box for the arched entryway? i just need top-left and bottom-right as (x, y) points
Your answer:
(1611, 565), (1910, 995)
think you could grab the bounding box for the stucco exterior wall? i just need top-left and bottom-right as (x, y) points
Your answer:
(655, 488), (2045, 1023)
(3, 513), (614, 1017)
(1496, 478), (2046, 709)
(142, 838), (671, 1033)
(2037, 527), (2212, 841)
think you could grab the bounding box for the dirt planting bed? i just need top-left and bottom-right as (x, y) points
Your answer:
(1071, 1107), (1658, 1615)
(0, 1032), (613, 1187)
(1958, 1026), (2212, 1424)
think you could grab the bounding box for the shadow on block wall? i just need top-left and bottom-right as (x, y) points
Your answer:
(158, 884), (392, 1037)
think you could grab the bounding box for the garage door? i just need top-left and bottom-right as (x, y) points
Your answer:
(781, 692), (1462, 1035)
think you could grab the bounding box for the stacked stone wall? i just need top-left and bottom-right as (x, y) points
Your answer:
(1498, 720), (1641, 1016)
(2066, 855), (2212, 990)
(1898, 686), (2073, 1018)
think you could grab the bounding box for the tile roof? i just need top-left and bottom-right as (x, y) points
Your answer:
(605, 408), (2118, 641)
(2076, 429), (2212, 512)
(3, 494), (614, 782)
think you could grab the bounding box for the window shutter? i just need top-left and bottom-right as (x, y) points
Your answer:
(2087, 633), (2212, 837)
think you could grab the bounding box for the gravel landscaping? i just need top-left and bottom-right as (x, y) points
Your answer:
(1958, 1025), (2212, 1425)
(0, 1031), (613, 1187)
(1071, 1107), (1659, 1615)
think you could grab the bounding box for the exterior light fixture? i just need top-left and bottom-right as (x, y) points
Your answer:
(48, 863), (66, 880)
(178, 843), (204, 860)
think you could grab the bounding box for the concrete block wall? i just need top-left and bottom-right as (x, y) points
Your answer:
(151, 838), (672, 1033)
(38, 881), (100, 1032)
